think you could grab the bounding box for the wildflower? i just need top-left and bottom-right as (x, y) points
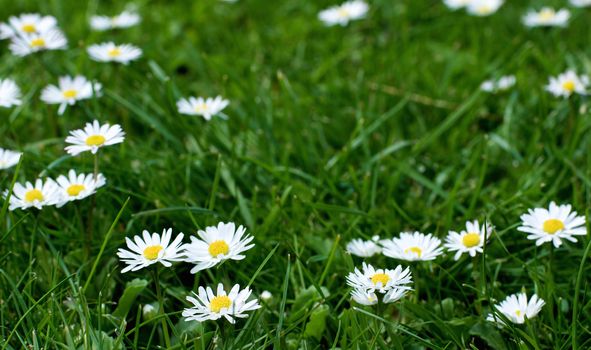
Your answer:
(487, 292), (545, 325)
(523, 8), (570, 27)
(65, 120), (125, 156)
(41, 76), (102, 115)
(480, 75), (516, 93)
(443, 0), (473, 10)
(445, 220), (494, 260)
(0, 79), (21, 107)
(346, 262), (412, 294)
(381, 232), (444, 261)
(518, 202), (586, 248)
(346, 235), (382, 257)
(318, 1), (368, 26)
(90, 11), (140, 31)
(545, 70), (588, 98)
(54, 170), (106, 207)
(0, 148), (22, 170)
(117, 228), (185, 272)
(177, 96), (229, 120)
(8, 28), (67, 56)
(466, 0), (504, 16)
(0, 13), (57, 39)
(5, 178), (60, 210)
(87, 42), (142, 64)
(570, 0), (591, 7)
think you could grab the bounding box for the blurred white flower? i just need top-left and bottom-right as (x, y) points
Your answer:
(443, 0), (473, 10)
(54, 170), (106, 207)
(177, 96), (229, 120)
(4, 178), (60, 211)
(41, 76), (102, 115)
(0, 13), (57, 39)
(0, 148), (21, 170)
(318, 1), (368, 26)
(466, 0), (503, 16)
(480, 75), (516, 93)
(570, 0), (591, 7)
(523, 8), (570, 27)
(545, 70), (588, 98)
(8, 28), (67, 56)
(87, 42), (142, 64)
(90, 11), (140, 31)
(346, 235), (382, 257)
(0, 78), (22, 107)
(65, 120), (125, 156)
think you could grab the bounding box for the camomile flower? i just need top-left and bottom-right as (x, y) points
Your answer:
(87, 42), (142, 64)
(183, 283), (261, 324)
(545, 70), (588, 98)
(517, 202), (586, 248)
(0, 148), (22, 170)
(0, 79), (21, 107)
(318, 1), (368, 26)
(570, 0), (591, 8)
(444, 220), (494, 260)
(346, 235), (382, 257)
(346, 262), (413, 294)
(183, 222), (255, 273)
(54, 170), (106, 207)
(90, 11), (140, 31)
(4, 178), (60, 211)
(487, 293), (545, 325)
(0, 13), (57, 39)
(8, 29), (67, 57)
(381, 232), (444, 261)
(480, 75), (516, 93)
(351, 288), (378, 306)
(65, 120), (125, 156)
(523, 8), (570, 28)
(117, 228), (185, 273)
(443, 0), (473, 10)
(466, 0), (504, 16)
(41, 76), (102, 115)
(176, 96), (230, 120)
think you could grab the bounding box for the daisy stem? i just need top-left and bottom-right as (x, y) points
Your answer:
(153, 267), (172, 348)
(93, 153), (99, 181)
(86, 153), (100, 256)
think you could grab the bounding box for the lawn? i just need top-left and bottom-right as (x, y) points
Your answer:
(1, 0), (591, 349)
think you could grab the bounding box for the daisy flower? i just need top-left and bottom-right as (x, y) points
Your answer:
(466, 0), (504, 16)
(182, 283), (261, 324)
(480, 75), (516, 93)
(444, 220), (494, 260)
(523, 8), (570, 28)
(346, 262), (413, 294)
(487, 293), (545, 325)
(346, 235), (382, 257)
(443, 0), (473, 10)
(0, 148), (22, 170)
(570, 0), (591, 7)
(381, 232), (444, 261)
(8, 29), (67, 57)
(517, 202), (586, 248)
(318, 1), (368, 26)
(176, 96), (230, 120)
(4, 178), (60, 211)
(545, 70), (588, 98)
(183, 222), (255, 273)
(351, 288), (378, 306)
(87, 42), (142, 64)
(0, 13), (57, 39)
(0, 79), (22, 107)
(65, 120), (125, 156)
(117, 228), (185, 273)
(90, 11), (140, 31)
(54, 170), (106, 207)
(41, 76), (102, 115)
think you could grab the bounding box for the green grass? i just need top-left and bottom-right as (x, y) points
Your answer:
(2, 0), (591, 348)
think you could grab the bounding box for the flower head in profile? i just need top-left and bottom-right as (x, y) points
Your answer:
(546, 70), (588, 98)
(183, 222), (255, 273)
(487, 292), (545, 325)
(54, 170), (106, 207)
(0, 79), (21, 108)
(87, 42), (142, 64)
(318, 1), (368, 26)
(65, 120), (125, 156)
(445, 220), (494, 260)
(41, 76), (102, 115)
(0, 13), (57, 39)
(570, 0), (591, 7)
(117, 228), (185, 273)
(518, 202), (586, 248)
(381, 232), (444, 261)
(4, 178), (60, 211)
(443, 0), (473, 10)
(0, 148), (22, 170)
(90, 11), (140, 31)
(346, 262), (412, 305)
(8, 28), (67, 57)
(182, 283), (261, 324)
(346, 235), (382, 257)
(523, 8), (570, 28)
(177, 96), (229, 120)
(480, 75), (516, 93)
(466, 0), (503, 16)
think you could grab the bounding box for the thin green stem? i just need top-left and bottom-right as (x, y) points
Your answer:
(572, 216), (591, 350)
(153, 267), (172, 348)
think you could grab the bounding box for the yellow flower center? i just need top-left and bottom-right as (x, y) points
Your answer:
(63, 89), (77, 99)
(85, 135), (106, 146)
(210, 295), (232, 313)
(476, 5), (492, 15)
(208, 240), (229, 256)
(371, 273), (390, 286)
(24, 189), (44, 203)
(539, 9), (555, 21)
(462, 233), (481, 248)
(404, 246), (422, 257)
(30, 38), (45, 48)
(108, 47), (121, 57)
(194, 103), (208, 113)
(66, 184), (85, 196)
(143, 245), (163, 260)
(543, 219), (564, 235)
(21, 24), (36, 33)
(337, 8), (350, 18)
(515, 310), (522, 317)
(562, 80), (575, 93)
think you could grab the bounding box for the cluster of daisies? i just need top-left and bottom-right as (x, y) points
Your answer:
(444, 0), (590, 19)
(117, 222), (261, 324)
(345, 202), (586, 325)
(480, 70), (589, 98)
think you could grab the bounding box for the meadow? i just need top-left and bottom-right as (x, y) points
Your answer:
(1, 0), (591, 349)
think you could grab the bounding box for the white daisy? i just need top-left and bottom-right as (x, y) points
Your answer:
(54, 170), (106, 207)
(0, 79), (22, 108)
(87, 42), (142, 65)
(545, 70), (588, 98)
(0, 148), (22, 170)
(346, 235), (382, 257)
(4, 178), (60, 211)
(0, 13), (57, 39)
(40, 76), (102, 115)
(517, 202), (586, 248)
(90, 11), (140, 31)
(487, 293), (545, 325)
(381, 232), (444, 261)
(318, 1), (368, 26)
(176, 96), (230, 120)
(117, 228), (185, 273)
(444, 220), (494, 260)
(346, 262), (413, 294)
(523, 8), (570, 28)
(351, 288), (378, 306)
(480, 75), (516, 93)
(466, 0), (504, 16)
(570, 0), (591, 7)
(443, 0), (473, 10)
(182, 283), (261, 324)
(65, 120), (125, 156)
(183, 222), (255, 273)
(8, 28), (67, 57)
